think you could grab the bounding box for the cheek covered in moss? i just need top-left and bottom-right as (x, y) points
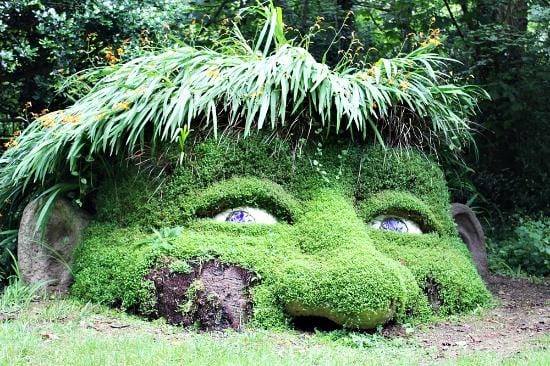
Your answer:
(71, 137), (491, 330)
(368, 230), (491, 315)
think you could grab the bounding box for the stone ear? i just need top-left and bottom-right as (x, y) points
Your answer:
(18, 198), (90, 294)
(451, 203), (489, 278)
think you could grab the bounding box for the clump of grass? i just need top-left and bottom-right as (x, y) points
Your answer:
(0, 252), (47, 315)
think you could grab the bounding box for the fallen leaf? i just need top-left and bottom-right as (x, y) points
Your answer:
(40, 332), (58, 340)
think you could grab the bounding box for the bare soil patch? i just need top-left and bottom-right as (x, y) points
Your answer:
(146, 260), (254, 331)
(411, 274), (549, 358)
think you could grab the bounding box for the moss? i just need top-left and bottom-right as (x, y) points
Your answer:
(71, 135), (491, 330)
(168, 260), (193, 275)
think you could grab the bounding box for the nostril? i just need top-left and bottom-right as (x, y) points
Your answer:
(292, 316), (343, 332)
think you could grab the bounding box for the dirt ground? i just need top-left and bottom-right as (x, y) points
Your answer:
(409, 274), (549, 358)
(2, 271), (549, 362)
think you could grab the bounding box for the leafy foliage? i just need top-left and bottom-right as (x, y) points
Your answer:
(488, 215), (550, 277)
(0, 0), (197, 129)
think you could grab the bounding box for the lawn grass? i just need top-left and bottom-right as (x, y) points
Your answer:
(0, 299), (548, 366)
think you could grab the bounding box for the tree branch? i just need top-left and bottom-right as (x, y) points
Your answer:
(205, 0), (232, 27)
(443, 0), (465, 39)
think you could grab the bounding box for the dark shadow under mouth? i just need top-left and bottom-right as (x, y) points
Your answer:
(292, 316), (343, 332)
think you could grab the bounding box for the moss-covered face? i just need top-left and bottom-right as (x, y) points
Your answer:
(72, 137), (490, 329)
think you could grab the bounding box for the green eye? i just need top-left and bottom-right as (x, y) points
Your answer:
(370, 215), (423, 234)
(213, 207), (278, 224)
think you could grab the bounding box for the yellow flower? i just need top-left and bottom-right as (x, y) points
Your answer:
(113, 101), (131, 111)
(33, 108), (49, 119)
(94, 113), (106, 121)
(104, 47), (120, 65)
(249, 89), (263, 98)
(3, 138), (18, 149)
(62, 113), (81, 124)
(428, 38), (441, 46)
(358, 67), (376, 80)
(399, 80), (410, 90)
(40, 115), (56, 128)
(205, 67), (221, 80)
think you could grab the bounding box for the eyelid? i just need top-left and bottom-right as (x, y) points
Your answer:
(192, 177), (300, 223)
(357, 191), (441, 234)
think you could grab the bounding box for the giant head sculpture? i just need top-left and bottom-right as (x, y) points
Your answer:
(58, 135), (490, 330)
(4, 5), (491, 331)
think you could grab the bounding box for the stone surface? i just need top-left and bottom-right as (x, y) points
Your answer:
(451, 203), (488, 278)
(18, 198), (90, 293)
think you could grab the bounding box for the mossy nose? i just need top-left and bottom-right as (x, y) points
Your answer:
(278, 249), (419, 329)
(293, 190), (373, 253)
(279, 190), (420, 329)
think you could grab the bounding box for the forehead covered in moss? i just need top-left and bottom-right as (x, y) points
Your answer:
(96, 135), (454, 234)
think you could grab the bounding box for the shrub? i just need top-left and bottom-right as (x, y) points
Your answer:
(488, 215), (550, 277)
(0, 0), (198, 124)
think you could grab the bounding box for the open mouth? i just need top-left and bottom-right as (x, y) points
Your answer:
(291, 316), (343, 332)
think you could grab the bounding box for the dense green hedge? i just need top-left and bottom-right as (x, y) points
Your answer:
(71, 136), (491, 329)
